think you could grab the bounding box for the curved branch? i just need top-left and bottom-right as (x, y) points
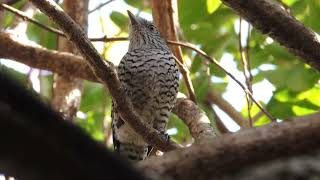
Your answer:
(173, 97), (216, 140)
(139, 116), (320, 179)
(222, 0), (320, 70)
(29, 0), (179, 152)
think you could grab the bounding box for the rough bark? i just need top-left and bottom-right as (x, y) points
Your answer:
(222, 0), (320, 70)
(222, 150), (320, 180)
(172, 97), (216, 140)
(0, 32), (95, 81)
(139, 115), (320, 179)
(52, 0), (88, 120)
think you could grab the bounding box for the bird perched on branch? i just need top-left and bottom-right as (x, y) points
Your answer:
(112, 10), (179, 161)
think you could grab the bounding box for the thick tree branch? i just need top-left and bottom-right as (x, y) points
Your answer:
(29, 0), (179, 152)
(139, 117), (320, 179)
(222, 0), (320, 70)
(0, 32), (96, 81)
(287, 111), (320, 121)
(0, 71), (147, 180)
(173, 97), (216, 140)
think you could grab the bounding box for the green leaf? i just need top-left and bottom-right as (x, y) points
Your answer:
(263, 64), (319, 92)
(80, 81), (105, 111)
(110, 11), (129, 30)
(263, 69), (288, 89)
(206, 0), (221, 14)
(124, 0), (143, 9)
(193, 75), (210, 102)
(306, 0), (320, 32)
(179, 0), (208, 27)
(2, 0), (27, 28)
(266, 88), (320, 119)
(209, 63), (225, 77)
(190, 56), (203, 73)
(77, 110), (105, 142)
(286, 65), (320, 92)
(267, 97), (296, 119)
(254, 116), (271, 126)
(297, 86), (320, 107)
(291, 0), (308, 20)
(167, 114), (191, 143)
(26, 13), (57, 49)
(283, 0), (299, 6)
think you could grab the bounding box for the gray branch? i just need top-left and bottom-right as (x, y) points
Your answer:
(222, 0), (320, 70)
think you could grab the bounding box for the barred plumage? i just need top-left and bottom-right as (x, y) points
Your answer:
(112, 11), (179, 161)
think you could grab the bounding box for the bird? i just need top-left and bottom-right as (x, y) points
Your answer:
(111, 10), (179, 161)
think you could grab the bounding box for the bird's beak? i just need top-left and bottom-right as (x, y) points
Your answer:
(127, 10), (139, 26)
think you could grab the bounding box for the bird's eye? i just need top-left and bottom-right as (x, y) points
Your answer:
(148, 25), (156, 32)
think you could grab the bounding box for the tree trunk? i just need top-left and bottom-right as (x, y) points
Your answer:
(52, 0), (88, 120)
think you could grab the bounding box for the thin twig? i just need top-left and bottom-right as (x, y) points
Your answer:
(245, 20), (254, 126)
(252, 110), (264, 123)
(0, 3), (65, 36)
(0, 3), (129, 42)
(167, 41), (276, 122)
(238, 18), (253, 127)
(2, 0), (20, 5)
(88, 0), (114, 14)
(1, 2), (275, 122)
(90, 36), (127, 42)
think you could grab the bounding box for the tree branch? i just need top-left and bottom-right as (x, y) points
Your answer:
(88, 0), (114, 14)
(172, 97), (216, 140)
(222, 0), (320, 70)
(0, 32), (97, 81)
(0, 71), (147, 180)
(287, 111), (320, 121)
(29, 0), (179, 152)
(139, 117), (320, 179)
(0, 3), (66, 36)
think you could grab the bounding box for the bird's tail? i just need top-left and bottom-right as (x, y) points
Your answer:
(115, 143), (148, 161)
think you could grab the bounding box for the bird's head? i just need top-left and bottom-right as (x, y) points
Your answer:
(127, 10), (168, 51)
